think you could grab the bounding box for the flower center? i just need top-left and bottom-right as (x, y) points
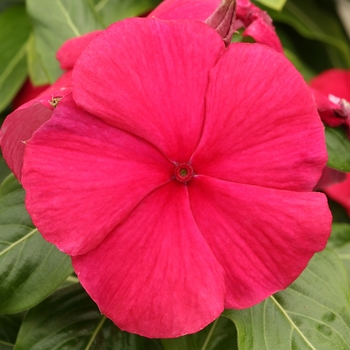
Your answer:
(173, 163), (194, 183)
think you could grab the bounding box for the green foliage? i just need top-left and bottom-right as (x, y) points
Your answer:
(328, 223), (350, 280)
(225, 249), (350, 350)
(14, 284), (145, 350)
(92, 0), (162, 27)
(161, 317), (238, 350)
(0, 175), (73, 314)
(255, 0), (287, 11)
(0, 6), (30, 113)
(26, 0), (104, 83)
(325, 127), (350, 172)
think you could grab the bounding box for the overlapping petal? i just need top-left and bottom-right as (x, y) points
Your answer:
(188, 176), (331, 308)
(56, 31), (102, 70)
(22, 94), (173, 255)
(72, 181), (225, 338)
(0, 71), (72, 181)
(192, 43), (326, 192)
(150, 0), (283, 52)
(73, 18), (225, 161)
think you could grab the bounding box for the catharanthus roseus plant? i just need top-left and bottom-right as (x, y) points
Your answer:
(0, 0), (332, 338)
(4, 0), (350, 347)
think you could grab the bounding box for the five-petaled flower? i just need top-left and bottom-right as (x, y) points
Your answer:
(1, 2), (331, 339)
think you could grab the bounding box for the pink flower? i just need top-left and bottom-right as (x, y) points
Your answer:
(310, 69), (350, 135)
(15, 15), (331, 337)
(1, 0), (282, 184)
(150, 0), (283, 52)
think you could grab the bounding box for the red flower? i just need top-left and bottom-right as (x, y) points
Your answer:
(310, 69), (350, 134)
(15, 16), (331, 337)
(311, 68), (350, 212)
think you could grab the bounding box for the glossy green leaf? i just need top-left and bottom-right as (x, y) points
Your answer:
(0, 6), (31, 112)
(0, 175), (73, 313)
(326, 127), (350, 172)
(224, 249), (350, 350)
(328, 223), (350, 279)
(26, 0), (103, 83)
(267, 0), (350, 68)
(27, 34), (50, 86)
(161, 317), (237, 350)
(255, 0), (287, 11)
(14, 284), (145, 350)
(93, 0), (162, 27)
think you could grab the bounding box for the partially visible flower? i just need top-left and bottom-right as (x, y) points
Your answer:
(16, 10), (331, 337)
(150, 0), (283, 52)
(310, 69), (350, 136)
(324, 174), (350, 216)
(0, 31), (101, 182)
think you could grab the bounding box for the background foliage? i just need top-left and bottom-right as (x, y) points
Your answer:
(0, 0), (350, 349)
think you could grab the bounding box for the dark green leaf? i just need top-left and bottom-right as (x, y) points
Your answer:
(0, 175), (73, 313)
(0, 6), (31, 112)
(93, 0), (162, 27)
(161, 317), (237, 350)
(326, 127), (350, 172)
(0, 0), (24, 13)
(267, 0), (350, 68)
(14, 284), (145, 350)
(225, 249), (350, 350)
(0, 154), (11, 184)
(328, 223), (350, 279)
(0, 313), (24, 350)
(26, 0), (104, 83)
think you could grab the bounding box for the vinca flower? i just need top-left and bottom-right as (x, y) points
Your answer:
(13, 13), (332, 337)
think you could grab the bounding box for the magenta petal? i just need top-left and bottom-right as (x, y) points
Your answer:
(22, 94), (173, 255)
(149, 0), (219, 20)
(188, 176), (331, 308)
(73, 181), (225, 338)
(310, 69), (350, 101)
(324, 174), (350, 217)
(0, 104), (52, 180)
(56, 31), (102, 70)
(0, 72), (72, 181)
(192, 43), (326, 192)
(236, 0), (283, 53)
(73, 18), (225, 161)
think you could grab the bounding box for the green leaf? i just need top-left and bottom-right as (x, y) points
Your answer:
(0, 175), (73, 313)
(0, 6), (31, 112)
(255, 0), (287, 11)
(0, 313), (24, 350)
(14, 284), (145, 350)
(0, 154), (11, 184)
(27, 34), (50, 86)
(161, 317), (237, 350)
(93, 0), (162, 27)
(328, 223), (350, 279)
(224, 249), (350, 350)
(0, 0), (24, 13)
(26, 0), (104, 83)
(267, 0), (350, 68)
(325, 127), (350, 172)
